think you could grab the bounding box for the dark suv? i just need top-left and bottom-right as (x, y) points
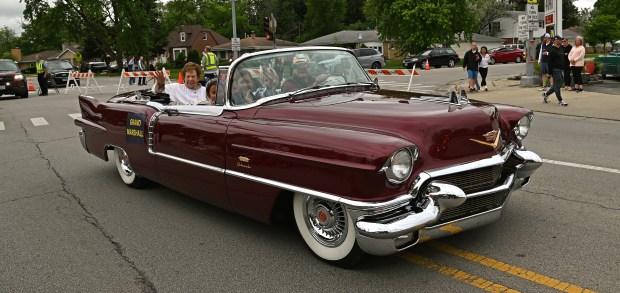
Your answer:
(46, 59), (80, 87)
(402, 47), (460, 69)
(0, 59), (28, 99)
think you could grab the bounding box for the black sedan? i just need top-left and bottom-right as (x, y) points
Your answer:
(46, 60), (80, 88)
(403, 48), (460, 69)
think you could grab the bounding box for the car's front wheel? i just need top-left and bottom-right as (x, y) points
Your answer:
(448, 59), (456, 68)
(490, 57), (496, 65)
(114, 147), (148, 188)
(293, 193), (364, 267)
(515, 56), (522, 63)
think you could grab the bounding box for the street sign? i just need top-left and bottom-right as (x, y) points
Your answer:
(231, 37), (241, 51)
(526, 4), (538, 23)
(518, 15), (528, 32)
(544, 0), (555, 26)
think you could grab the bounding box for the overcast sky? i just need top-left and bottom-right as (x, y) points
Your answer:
(1, 0), (599, 37)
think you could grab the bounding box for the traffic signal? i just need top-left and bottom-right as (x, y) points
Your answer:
(263, 16), (270, 32)
(266, 32), (273, 41)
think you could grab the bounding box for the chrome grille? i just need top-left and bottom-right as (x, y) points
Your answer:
(437, 191), (508, 223)
(434, 165), (502, 194)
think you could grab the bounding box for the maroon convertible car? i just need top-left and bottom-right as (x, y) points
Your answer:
(74, 47), (542, 267)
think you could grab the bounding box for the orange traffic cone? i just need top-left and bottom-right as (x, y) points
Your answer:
(178, 72), (183, 84)
(425, 59), (430, 71)
(28, 79), (35, 91)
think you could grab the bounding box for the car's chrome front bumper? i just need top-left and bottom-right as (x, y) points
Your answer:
(346, 147), (542, 256)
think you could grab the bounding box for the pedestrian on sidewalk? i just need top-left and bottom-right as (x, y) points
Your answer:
(538, 33), (552, 91)
(561, 37), (573, 90)
(463, 42), (482, 93)
(479, 46), (490, 91)
(542, 36), (568, 106)
(127, 56), (135, 85)
(137, 56), (146, 85)
(568, 36), (586, 93)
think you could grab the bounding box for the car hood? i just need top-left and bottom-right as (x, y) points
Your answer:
(254, 91), (504, 167)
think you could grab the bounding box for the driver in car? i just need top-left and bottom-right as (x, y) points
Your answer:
(153, 62), (207, 105)
(281, 54), (327, 93)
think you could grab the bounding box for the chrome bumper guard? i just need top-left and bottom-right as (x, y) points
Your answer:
(78, 129), (88, 152)
(349, 148), (542, 256)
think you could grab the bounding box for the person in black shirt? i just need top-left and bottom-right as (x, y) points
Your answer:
(462, 43), (482, 92)
(561, 38), (573, 90)
(542, 36), (568, 106)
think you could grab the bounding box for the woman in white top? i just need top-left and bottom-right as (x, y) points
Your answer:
(568, 36), (586, 92)
(152, 62), (207, 104)
(479, 46), (491, 91)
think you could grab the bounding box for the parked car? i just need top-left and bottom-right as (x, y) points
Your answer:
(595, 40), (620, 78)
(402, 47), (460, 69)
(352, 48), (385, 69)
(88, 61), (107, 73)
(46, 59), (80, 87)
(488, 47), (525, 64)
(0, 59), (28, 99)
(501, 44), (525, 50)
(74, 47), (542, 267)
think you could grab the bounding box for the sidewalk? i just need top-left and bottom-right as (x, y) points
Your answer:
(443, 79), (620, 121)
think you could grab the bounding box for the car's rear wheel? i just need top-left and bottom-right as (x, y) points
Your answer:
(371, 62), (381, 69)
(515, 56), (522, 63)
(448, 59), (456, 68)
(293, 193), (364, 267)
(490, 57), (496, 65)
(114, 147), (147, 188)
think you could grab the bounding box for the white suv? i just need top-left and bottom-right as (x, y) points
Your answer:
(352, 48), (385, 69)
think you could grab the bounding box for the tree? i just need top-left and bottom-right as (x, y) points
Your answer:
(472, 0), (512, 35)
(302, 0), (346, 41)
(21, 0), (165, 67)
(255, 0), (307, 41)
(0, 26), (19, 55)
(594, 0), (620, 19)
(585, 14), (620, 52)
(562, 0), (580, 29)
(364, 0), (478, 54)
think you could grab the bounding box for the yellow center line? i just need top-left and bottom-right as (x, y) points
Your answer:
(426, 241), (598, 293)
(398, 251), (521, 293)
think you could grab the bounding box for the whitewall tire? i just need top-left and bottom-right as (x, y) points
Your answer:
(114, 147), (147, 188)
(293, 193), (364, 267)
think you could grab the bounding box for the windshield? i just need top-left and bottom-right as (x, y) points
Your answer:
(229, 49), (371, 106)
(47, 61), (74, 70)
(0, 60), (19, 71)
(420, 50), (432, 56)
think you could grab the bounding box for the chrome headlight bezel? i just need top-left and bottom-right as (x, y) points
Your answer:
(382, 146), (419, 184)
(513, 112), (533, 140)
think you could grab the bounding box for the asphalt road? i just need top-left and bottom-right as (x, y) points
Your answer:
(1, 73), (618, 292)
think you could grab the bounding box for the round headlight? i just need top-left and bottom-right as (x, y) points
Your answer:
(514, 113), (533, 140)
(384, 147), (418, 184)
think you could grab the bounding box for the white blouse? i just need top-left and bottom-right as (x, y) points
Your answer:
(151, 83), (206, 105)
(479, 54), (491, 68)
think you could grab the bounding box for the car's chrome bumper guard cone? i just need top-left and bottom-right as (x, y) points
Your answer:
(78, 129), (88, 152)
(352, 148), (543, 256)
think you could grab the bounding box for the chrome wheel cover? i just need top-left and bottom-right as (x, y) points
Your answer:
(116, 149), (134, 177)
(302, 195), (348, 247)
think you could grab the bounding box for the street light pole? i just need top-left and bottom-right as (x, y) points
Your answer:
(231, 0), (238, 60)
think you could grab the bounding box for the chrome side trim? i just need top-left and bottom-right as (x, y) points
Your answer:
(154, 151), (225, 173)
(165, 105), (224, 117)
(425, 154), (505, 178)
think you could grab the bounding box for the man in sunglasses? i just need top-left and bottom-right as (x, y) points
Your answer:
(561, 38), (573, 90)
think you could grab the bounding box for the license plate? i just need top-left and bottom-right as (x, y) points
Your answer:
(62, 78), (68, 81)
(0, 85), (5, 90)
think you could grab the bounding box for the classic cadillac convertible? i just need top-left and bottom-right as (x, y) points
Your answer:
(74, 47), (542, 267)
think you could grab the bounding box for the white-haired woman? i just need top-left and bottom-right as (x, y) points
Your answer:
(568, 36), (586, 92)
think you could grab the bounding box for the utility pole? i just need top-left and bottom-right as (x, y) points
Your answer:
(231, 0), (238, 60)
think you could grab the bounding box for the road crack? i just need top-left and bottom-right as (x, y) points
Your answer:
(19, 122), (157, 293)
(521, 189), (620, 211)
